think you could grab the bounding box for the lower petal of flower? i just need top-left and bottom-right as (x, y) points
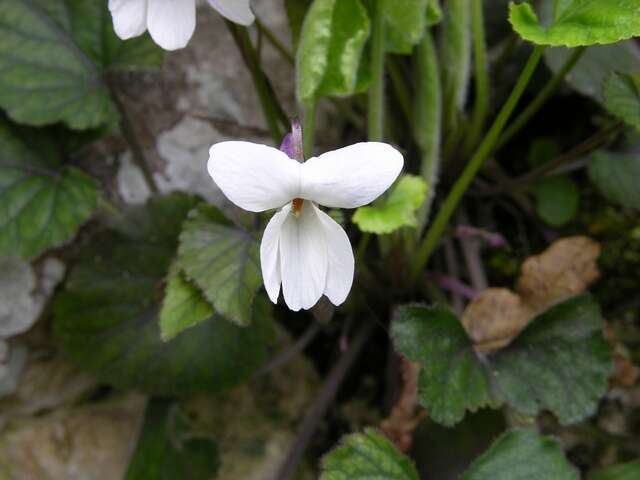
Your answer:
(260, 206), (290, 304)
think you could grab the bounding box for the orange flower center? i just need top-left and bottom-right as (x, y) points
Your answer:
(292, 198), (304, 215)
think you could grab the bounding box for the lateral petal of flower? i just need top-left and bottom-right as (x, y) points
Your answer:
(300, 142), (404, 208)
(109, 0), (148, 40)
(147, 0), (196, 51)
(314, 205), (354, 306)
(279, 203), (328, 311)
(208, 141), (302, 212)
(207, 0), (255, 26)
(260, 205), (290, 304)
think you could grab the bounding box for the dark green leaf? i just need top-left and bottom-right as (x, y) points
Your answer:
(463, 429), (579, 479)
(391, 305), (497, 426)
(426, 0), (443, 26)
(0, 117), (97, 259)
(0, 0), (162, 129)
(384, 0), (427, 55)
(391, 295), (612, 426)
(126, 399), (219, 480)
(603, 73), (640, 130)
(590, 460), (640, 480)
(353, 175), (428, 234)
(285, 0), (313, 50)
(159, 264), (214, 342)
(509, 0), (640, 47)
(589, 151), (640, 209)
(532, 175), (579, 226)
(320, 428), (419, 480)
(296, 0), (370, 104)
(545, 42), (640, 103)
(53, 194), (275, 395)
(177, 204), (262, 327)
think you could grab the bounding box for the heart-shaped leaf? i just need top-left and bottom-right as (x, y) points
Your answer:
(603, 73), (640, 130)
(0, 117), (97, 259)
(589, 151), (640, 210)
(53, 194), (275, 395)
(0, 0), (162, 129)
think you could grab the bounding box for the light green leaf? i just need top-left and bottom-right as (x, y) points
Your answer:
(126, 399), (220, 480)
(353, 175), (428, 234)
(532, 175), (579, 226)
(177, 204), (262, 327)
(384, 0), (427, 54)
(509, 0), (640, 47)
(545, 41), (640, 103)
(603, 73), (640, 130)
(590, 460), (640, 480)
(296, 0), (370, 104)
(391, 295), (612, 426)
(53, 194), (275, 395)
(463, 429), (579, 479)
(0, 0), (162, 129)
(391, 305), (497, 427)
(426, 0), (443, 26)
(159, 264), (214, 342)
(320, 428), (419, 480)
(0, 117), (97, 259)
(589, 151), (640, 209)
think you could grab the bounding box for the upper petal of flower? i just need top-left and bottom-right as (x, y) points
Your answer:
(208, 141), (302, 212)
(147, 0), (196, 51)
(299, 142), (403, 208)
(207, 0), (255, 26)
(260, 205), (290, 304)
(109, 0), (148, 40)
(314, 205), (354, 306)
(279, 202), (328, 311)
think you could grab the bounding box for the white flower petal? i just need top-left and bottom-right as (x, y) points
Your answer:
(300, 142), (404, 208)
(109, 0), (148, 40)
(260, 205), (290, 304)
(314, 206), (354, 306)
(207, 0), (255, 26)
(147, 0), (196, 50)
(208, 141), (301, 212)
(279, 202), (328, 311)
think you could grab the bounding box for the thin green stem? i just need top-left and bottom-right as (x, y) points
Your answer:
(410, 46), (545, 283)
(255, 18), (295, 65)
(387, 57), (412, 123)
(368, 0), (386, 142)
(303, 101), (316, 157)
(497, 47), (585, 149)
(462, 0), (489, 157)
(226, 22), (287, 143)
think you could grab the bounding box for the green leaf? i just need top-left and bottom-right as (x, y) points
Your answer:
(384, 0), (427, 54)
(0, 117), (97, 259)
(391, 305), (497, 426)
(531, 175), (579, 226)
(590, 460), (640, 480)
(296, 0), (370, 104)
(285, 0), (313, 50)
(126, 399), (219, 480)
(463, 429), (579, 479)
(426, 0), (443, 26)
(159, 265), (214, 342)
(509, 0), (640, 47)
(589, 151), (640, 209)
(53, 194), (275, 395)
(603, 73), (640, 130)
(545, 41), (640, 103)
(177, 204), (262, 327)
(353, 175), (428, 234)
(0, 0), (162, 129)
(320, 428), (419, 480)
(391, 295), (612, 426)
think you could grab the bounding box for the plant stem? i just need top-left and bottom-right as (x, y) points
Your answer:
(497, 47), (585, 149)
(108, 82), (159, 194)
(410, 46), (545, 283)
(368, 0), (386, 142)
(462, 0), (489, 157)
(255, 18), (294, 65)
(303, 101), (316, 157)
(387, 57), (412, 123)
(225, 21), (287, 144)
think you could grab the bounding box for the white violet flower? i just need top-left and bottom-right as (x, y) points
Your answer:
(109, 0), (255, 51)
(207, 132), (403, 312)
